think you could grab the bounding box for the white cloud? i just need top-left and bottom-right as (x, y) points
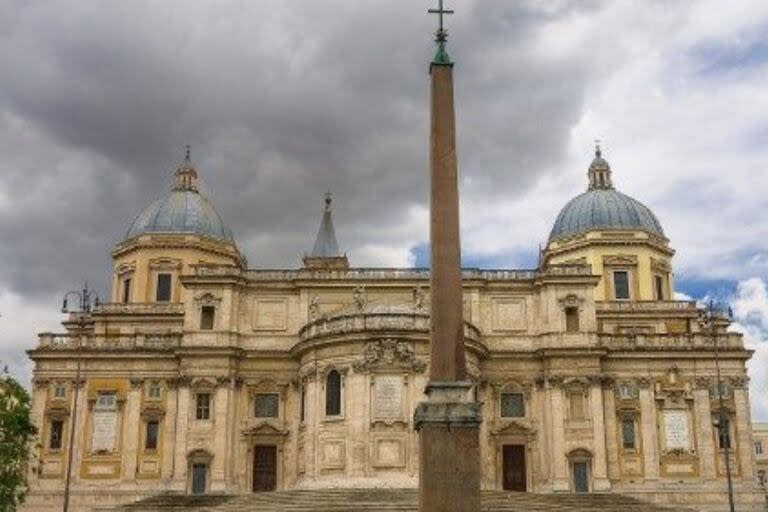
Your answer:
(0, 289), (62, 387)
(728, 277), (768, 421)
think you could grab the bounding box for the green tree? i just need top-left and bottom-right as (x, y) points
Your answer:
(0, 368), (37, 511)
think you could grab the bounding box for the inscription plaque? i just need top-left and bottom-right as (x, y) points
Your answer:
(663, 409), (690, 449)
(373, 375), (403, 420)
(92, 410), (117, 452)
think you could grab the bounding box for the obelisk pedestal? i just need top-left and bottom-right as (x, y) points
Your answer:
(414, 35), (482, 512)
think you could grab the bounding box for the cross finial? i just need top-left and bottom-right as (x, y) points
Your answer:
(428, 0), (454, 43)
(594, 139), (602, 158)
(324, 191), (332, 211)
(184, 144), (191, 162)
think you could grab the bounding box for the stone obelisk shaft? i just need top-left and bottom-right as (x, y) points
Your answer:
(415, 45), (482, 512)
(429, 61), (467, 382)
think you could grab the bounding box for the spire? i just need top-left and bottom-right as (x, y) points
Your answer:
(587, 141), (614, 190)
(173, 145), (199, 192)
(303, 193), (349, 270)
(428, 0), (454, 66)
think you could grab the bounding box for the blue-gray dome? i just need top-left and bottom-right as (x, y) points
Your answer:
(548, 148), (665, 242)
(124, 155), (235, 244)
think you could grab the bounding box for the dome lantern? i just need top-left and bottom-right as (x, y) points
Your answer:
(587, 143), (613, 190)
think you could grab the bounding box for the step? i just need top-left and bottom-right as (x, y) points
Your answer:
(115, 488), (694, 512)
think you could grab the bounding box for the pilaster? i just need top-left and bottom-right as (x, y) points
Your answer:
(550, 386), (569, 491)
(693, 387), (716, 480)
(590, 384), (610, 490)
(173, 385), (191, 487)
(734, 387), (755, 481)
(122, 384), (142, 480)
(639, 386), (659, 480)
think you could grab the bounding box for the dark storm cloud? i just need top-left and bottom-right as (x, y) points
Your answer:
(0, 0), (604, 298)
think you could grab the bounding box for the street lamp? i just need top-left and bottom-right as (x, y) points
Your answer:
(698, 300), (735, 512)
(60, 283), (99, 512)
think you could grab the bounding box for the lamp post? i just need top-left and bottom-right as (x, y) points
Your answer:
(60, 283), (99, 512)
(698, 300), (736, 512)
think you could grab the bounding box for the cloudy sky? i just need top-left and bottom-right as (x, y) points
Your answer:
(2, 0), (768, 417)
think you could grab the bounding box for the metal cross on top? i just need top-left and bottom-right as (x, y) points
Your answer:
(428, 0), (454, 42)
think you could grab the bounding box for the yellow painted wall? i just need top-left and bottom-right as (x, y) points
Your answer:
(547, 231), (674, 301)
(111, 238), (241, 303)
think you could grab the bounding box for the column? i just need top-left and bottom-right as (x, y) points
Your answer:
(590, 384), (610, 490)
(693, 388), (716, 480)
(639, 386), (659, 480)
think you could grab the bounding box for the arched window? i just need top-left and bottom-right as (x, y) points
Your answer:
(326, 370), (342, 416)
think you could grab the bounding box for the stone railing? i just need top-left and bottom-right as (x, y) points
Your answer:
(37, 333), (181, 351)
(92, 302), (185, 315)
(299, 312), (481, 344)
(596, 300), (697, 313)
(597, 332), (743, 350)
(191, 264), (591, 282)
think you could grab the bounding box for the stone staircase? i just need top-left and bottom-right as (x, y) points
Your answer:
(115, 488), (694, 511)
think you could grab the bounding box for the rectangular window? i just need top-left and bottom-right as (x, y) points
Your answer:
(148, 382), (162, 400)
(95, 392), (116, 410)
(196, 393), (211, 420)
(200, 306), (215, 330)
(254, 393), (280, 418)
(122, 277), (132, 303)
(50, 420), (64, 450)
(717, 416), (732, 449)
(622, 418), (636, 449)
(500, 393), (525, 418)
(300, 386), (306, 422)
(565, 307), (580, 333)
(53, 384), (66, 399)
(145, 420), (159, 450)
(156, 273), (172, 302)
(755, 441), (763, 455)
(569, 391), (585, 420)
(613, 271), (630, 299)
(654, 275), (665, 300)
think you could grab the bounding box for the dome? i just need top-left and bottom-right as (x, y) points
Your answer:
(548, 148), (665, 242)
(123, 152), (235, 244)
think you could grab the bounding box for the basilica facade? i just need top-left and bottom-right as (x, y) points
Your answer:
(23, 150), (764, 511)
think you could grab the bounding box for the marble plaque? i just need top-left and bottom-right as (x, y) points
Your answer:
(92, 410), (117, 452)
(663, 409), (690, 449)
(373, 375), (403, 420)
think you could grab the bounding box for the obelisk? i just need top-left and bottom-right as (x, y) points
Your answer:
(414, 2), (482, 511)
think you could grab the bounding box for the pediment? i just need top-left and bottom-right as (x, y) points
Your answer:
(490, 419), (536, 438)
(241, 420), (288, 437)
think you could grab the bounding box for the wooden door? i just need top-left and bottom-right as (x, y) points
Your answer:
(253, 445), (277, 492)
(502, 445), (526, 492)
(191, 463), (207, 495)
(573, 461), (589, 493)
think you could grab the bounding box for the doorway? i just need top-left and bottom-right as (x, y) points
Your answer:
(191, 463), (207, 495)
(253, 445), (277, 492)
(572, 461), (589, 493)
(502, 444), (526, 492)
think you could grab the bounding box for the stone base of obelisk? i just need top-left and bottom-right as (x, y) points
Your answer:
(414, 381), (482, 512)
